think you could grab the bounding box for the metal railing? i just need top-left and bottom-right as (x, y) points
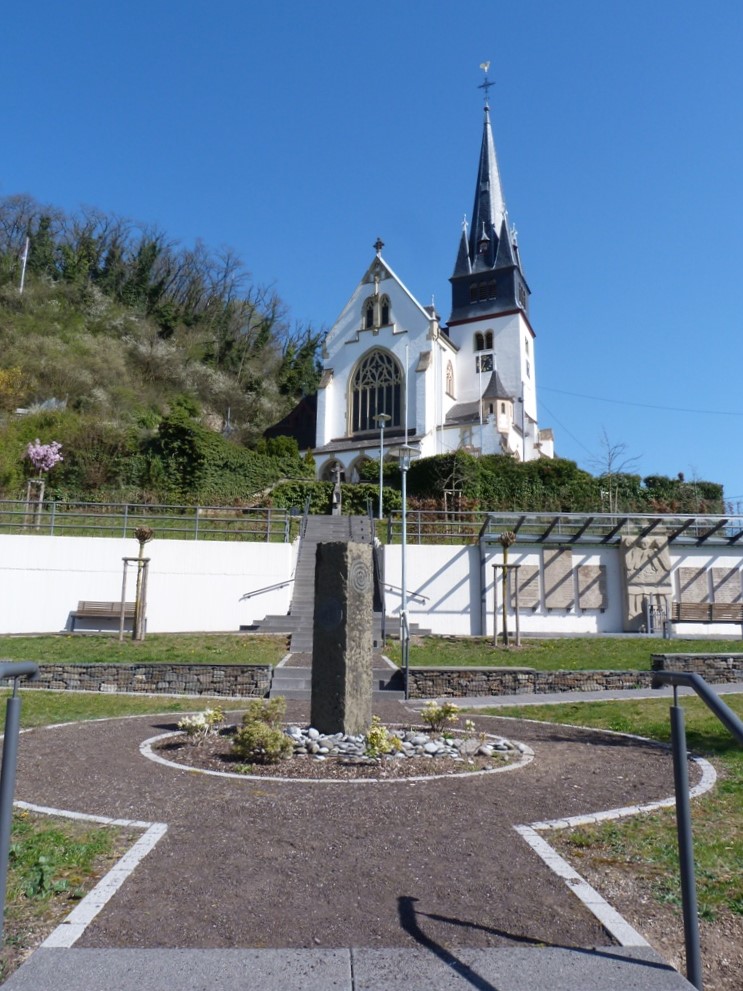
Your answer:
(0, 499), (297, 543)
(5, 499), (741, 549)
(652, 672), (743, 989)
(383, 509), (743, 547)
(239, 578), (295, 601)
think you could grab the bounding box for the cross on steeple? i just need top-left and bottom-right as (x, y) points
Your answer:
(478, 61), (494, 107)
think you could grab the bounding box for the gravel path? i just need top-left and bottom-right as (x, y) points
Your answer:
(14, 700), (686, 952)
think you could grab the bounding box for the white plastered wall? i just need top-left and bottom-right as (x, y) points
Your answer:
(0, 535), (294, 634)
(5, 534), (743, 637)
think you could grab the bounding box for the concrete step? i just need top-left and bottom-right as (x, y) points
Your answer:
(3, 945), (697, 989)
(269, 667), (403, 700)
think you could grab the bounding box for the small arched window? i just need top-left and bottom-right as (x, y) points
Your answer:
(445, 360), (455, 398)
(380, 296), (390, 326)
(474, 331), (493, 352)
(364, 300), (375, 329)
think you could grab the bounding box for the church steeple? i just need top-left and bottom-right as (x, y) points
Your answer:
(469, 103), (506, 271)
(449, 70), (530, 326)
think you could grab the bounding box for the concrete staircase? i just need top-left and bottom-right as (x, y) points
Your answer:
(269, 664), (405, 701)
(250, 514), (433, 700)
(249, 514), (405, 700)
(286, 514), (378, 653)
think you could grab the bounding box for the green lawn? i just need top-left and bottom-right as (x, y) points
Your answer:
(0, 633), (288, 667)
(3, 632), (741, 672)
(385, 635), (742, 670)
(9, 689), (207, 728)
(477, 695), (743, 919)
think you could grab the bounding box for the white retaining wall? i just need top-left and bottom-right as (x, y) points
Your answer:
(383, 543), (743, 636)
(0, 535), (295, 634)
(3, 534), (743, 636)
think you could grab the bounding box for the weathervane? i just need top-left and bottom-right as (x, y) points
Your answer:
(478, 60), (494, 107)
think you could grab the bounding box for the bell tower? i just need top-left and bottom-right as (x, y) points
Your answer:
(446, 66), (549, 460)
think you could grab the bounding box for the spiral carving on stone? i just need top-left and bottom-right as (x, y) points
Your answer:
(350, 560), (371, 594)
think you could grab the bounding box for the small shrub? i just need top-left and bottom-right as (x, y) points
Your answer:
(231, 697), (291, 764)
(364, 715), (403, 758)
(178, 706), (224, 744)
(240, 696), (286, 728)
(232, 721), (292, 765)
(420, 700), (459, 733)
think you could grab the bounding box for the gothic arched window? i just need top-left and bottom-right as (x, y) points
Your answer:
(380, 296), (390, 326)
(364, 299), (375, 329)
(446, 360), (455, 398)
(350, 349), (402, 433)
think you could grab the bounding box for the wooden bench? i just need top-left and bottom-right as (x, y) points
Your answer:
(70, 601), (136, 632)
(670, 602), (743, 634)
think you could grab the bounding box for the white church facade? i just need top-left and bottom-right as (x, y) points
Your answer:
(276, 90), (555, 480)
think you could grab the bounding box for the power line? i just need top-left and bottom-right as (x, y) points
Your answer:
(541, 386), (743, 418)
(537, 399), (595, 457)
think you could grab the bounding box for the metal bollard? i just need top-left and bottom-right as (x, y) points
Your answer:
(0, 661), (40, 943)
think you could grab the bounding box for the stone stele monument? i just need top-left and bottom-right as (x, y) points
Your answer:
(619, 535), (672, 632)
(310, 541), (373, 735)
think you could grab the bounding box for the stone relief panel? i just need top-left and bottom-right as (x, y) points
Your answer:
(509, 565), (540, 610)
(543, 548), (574, 610)
(677, 567), (709, 603)
(577, 565), (608, 611)
(619, 536), (672, 632)
(711, 567), (742, 603)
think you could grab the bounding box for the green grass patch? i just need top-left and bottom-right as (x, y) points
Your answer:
(10, 690), (208, 728)
(1, 809), (134, 980)
(477, 694), (743, 919)
(0, 633), (288, 667)
(385, 635), (741, 671)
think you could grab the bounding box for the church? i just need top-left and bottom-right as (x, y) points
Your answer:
(272, 83), (554, 481)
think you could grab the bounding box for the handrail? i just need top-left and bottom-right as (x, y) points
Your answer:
(383, 583), (429, 604)
(239, 579), (295, 602)
(366, 499), (387, 645)
(0, 661), (40, 942)
(652, 670), (743, 743)
(652, 671), (743, 988)
(0, 499), (291, 542)
(0, 661), (40, 682)
(401, 610), (411, 700)
(300, 496), (311, 540)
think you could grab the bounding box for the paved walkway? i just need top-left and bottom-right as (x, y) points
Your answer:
(2, 689), (720, 990)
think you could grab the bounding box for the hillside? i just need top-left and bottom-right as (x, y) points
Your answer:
(0, 195), (319, 502)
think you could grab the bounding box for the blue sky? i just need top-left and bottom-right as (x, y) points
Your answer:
(3, 1), (743, 507)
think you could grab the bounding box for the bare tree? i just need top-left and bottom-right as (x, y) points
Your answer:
(589, 428), (641, 514)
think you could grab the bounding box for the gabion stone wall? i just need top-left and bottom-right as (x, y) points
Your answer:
(29, 663), (272, 697)
(406, 667), (655, 699)
(651, 653), (743, 681)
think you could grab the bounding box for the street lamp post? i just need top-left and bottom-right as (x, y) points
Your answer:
(373, 413), (392, 520)
(391, 443), (417, 699)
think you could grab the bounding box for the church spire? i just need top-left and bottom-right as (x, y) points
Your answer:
(448, 65), (530, 325)
(468, 100), (507, 271)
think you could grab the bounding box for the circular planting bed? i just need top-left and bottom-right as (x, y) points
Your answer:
(145, 721), (533, 782)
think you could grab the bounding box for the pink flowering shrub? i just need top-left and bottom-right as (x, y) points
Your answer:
(26, 439), (64, 474)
